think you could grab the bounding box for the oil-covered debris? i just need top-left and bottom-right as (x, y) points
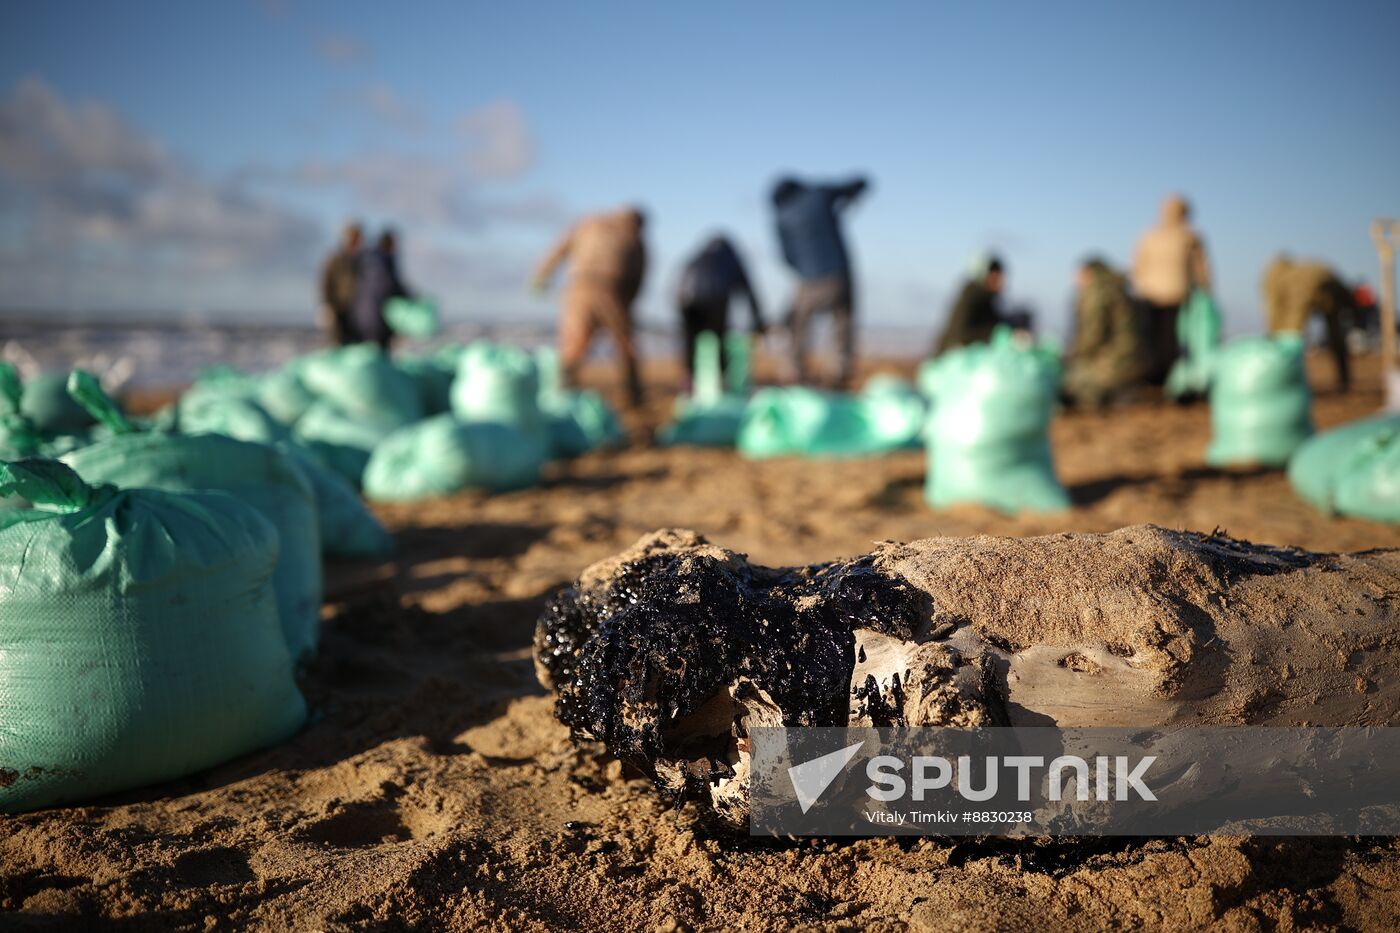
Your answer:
(533, 530), (992, 825)
(537, 525), (1400, 827)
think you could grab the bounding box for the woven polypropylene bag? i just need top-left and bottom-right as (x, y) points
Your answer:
(0, 459), (306, 813)
(1206, 335), (1312, 468)
(1289, 415), (1400, 522)
(921, 332), (1068, 513)
(450, 342), (543, 430)
(64, 432), (324, 659)
(293, 344), (423, 427)
(363, 415), (547, 501)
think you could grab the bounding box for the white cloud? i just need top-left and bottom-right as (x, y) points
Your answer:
(0, 77), (322, 312)
(456, 99), (534, 180)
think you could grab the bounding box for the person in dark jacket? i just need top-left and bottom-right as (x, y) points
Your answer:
(772, 175), (869, 387)
(353, 230), (411, 351)
(934, 256), (1007, 355)
(319, 222), (362, 345)
(676, 235), (765, 378)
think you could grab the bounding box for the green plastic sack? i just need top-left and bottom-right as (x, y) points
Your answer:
(922, 330), (1068, 513)
(279, 443), (395, 559)
(858, 374), (927, 450)
(0, 460), (306, 813)
(61, 379), (323, 658)
(450, 341), (543, 429)
(20, 370), (99, 435)
(385, 296), (440, 338)
(1206, 335), (1312, 468)
(534, 347), (622, 457)
(1288, 415), (1400, 522)
(162, 393), (293, 446)
(1165, 289), (1222, 399)
(736, 388), (867, 458)
(292, 344), (423, 427)
(186, 366), (316, 428)
(662, 332), (748, 448)
(291, 399), (400, 488)
(363, 415), (548, 501)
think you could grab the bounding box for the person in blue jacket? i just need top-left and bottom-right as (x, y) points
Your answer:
(353, 229), (413, 351)
(772, 175), (869, 388)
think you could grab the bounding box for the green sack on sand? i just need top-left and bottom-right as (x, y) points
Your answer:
(1288, 415), (1400, 522)
(1206, 335), (1312, 468)
(62, 378), (323, 659)
(291, 399), (399, 488)
(363, 415), (548, 501)
(662, 332), (748, 448)
(450, 341), (543, 430)
(154, 386), (392, 559)
(0, 459), (306, 813)
(293, 344), (423, 428)
(279, 443), (395, 559)
(922, 329), (1068, 514)
(162, 393), (293, 447)
(385, 296), (440, 338)
(535, 347), (622, 457)
(1165, 289), (1222, 400)
(734, 379), (924, 459)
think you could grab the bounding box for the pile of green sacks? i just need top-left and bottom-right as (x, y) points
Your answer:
(920, 329), (1069, 513)
(1289, 414), (1400, 522)
(0, 459), (306, 813)
(363, 342), (621, 501)
(1205, 334), (1312, 468)
(170, 339), (621, 504)
(661, 331), (926, 456)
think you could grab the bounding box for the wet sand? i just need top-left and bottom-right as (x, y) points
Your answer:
(4, 350), (1400, 931)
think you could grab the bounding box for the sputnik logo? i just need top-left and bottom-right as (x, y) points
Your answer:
(788, 740), (865, 813)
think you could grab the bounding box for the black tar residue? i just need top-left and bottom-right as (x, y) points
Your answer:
(535, 542), (933, 806)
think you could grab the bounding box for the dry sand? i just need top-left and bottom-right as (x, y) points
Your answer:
(4, 350), (1400, 931)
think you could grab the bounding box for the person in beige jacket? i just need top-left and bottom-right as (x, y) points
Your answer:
(1131, 194), (1212, 385)
(533, 207), (647, 407)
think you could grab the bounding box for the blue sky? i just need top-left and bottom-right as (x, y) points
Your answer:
(1, 0), (1397, 340)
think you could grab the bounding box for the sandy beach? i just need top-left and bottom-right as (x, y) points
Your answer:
(4, 350), (1400, 931)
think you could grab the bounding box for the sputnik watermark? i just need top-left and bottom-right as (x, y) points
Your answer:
(751, 727), (1400, 836)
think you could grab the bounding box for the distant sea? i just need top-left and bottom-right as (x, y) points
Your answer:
(0, 312), (932, 390)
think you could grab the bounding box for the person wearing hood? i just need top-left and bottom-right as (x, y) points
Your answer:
(675, 235), (765, 380)
(1063, 257), (1147, 409)
(1263, 255), (1359, 391)
(933, 255), (1007, 355)
(352, 229), (412, 351)
(772, 175), (869, 388)
(533, 206), (647, 407)
(1131, 194), (1212, 385)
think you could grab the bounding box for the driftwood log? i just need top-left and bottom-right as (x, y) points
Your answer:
(534, 526), (1400, 826)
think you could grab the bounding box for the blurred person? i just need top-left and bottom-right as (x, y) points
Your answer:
(1062, 257), (1147, 410)
(933, 255), (1007, 355)
(533, 206), (647, 407)
(319, 222), (362, 345)
(1263, 255), (1359, 391)
(675, 234), (765, 381)
(1131, 194), (1212, 384)
(772, 175), (869, 388)
(353, 229), (412, 352)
